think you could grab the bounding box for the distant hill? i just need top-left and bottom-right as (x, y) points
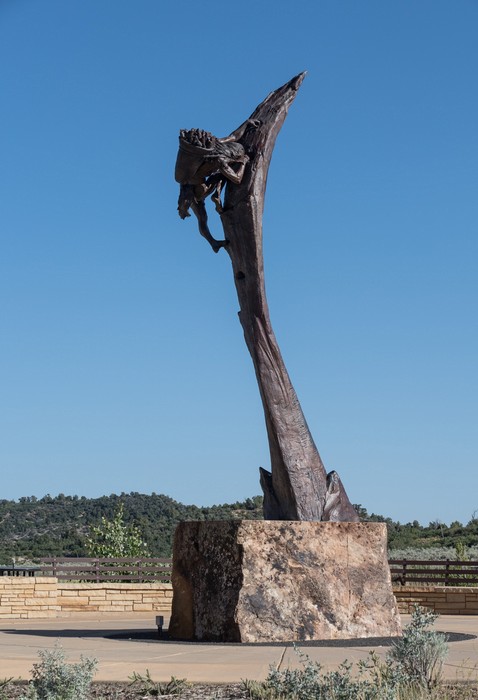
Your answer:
(0, 493), (477, 562)
(0, 492), (264, 561)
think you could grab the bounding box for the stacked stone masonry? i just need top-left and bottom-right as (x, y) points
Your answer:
(58, 582), (173, 614)
(1, 577), (478, 620)
(0, 577), (172, 619)
(394, 586), (478, 614)
(0, 577), (59, 619)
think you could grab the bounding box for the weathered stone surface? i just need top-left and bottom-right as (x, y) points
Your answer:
(169, 520), (401, 642)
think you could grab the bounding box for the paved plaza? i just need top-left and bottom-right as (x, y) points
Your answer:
(0, 614), (477, 683)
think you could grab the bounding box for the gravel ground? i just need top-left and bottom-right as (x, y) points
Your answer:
(2, 680), (250, 699)
(4, 681), (478, 699)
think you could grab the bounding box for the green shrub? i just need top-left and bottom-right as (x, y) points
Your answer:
(0, 678), (15, 700)
(389, 546), (478, 561)
(20, 644), (97, 700)
(128, 670), (188, 696)
(389, 605), (448, 690)
(86, 501), (150, 558)
(245, 651), (402, 700)
(244, 606), (448, 700)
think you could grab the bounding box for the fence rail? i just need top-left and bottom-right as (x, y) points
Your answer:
(38, 557), (173, 583)
(12, 557), (478, 586)
(389, 559), (478, 586)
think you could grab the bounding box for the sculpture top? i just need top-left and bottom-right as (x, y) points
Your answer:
(174, 74), (358, 523)
(175, 119), (259, 252)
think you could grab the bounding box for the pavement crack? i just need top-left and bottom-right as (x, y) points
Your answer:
(276, 645), (287, 671)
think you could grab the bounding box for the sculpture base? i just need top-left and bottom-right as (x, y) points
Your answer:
(169, 520), (401, 642)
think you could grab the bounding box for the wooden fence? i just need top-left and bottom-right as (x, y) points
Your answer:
(389, 559), (478, 586)
(38, 557), (173, 583)
(32, 558), (478, 585)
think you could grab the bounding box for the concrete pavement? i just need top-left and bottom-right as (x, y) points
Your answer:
(0, 614), (477, 683)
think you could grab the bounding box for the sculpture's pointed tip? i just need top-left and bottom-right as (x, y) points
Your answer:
(290, 71), (307, 91)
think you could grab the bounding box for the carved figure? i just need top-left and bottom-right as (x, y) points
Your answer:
(175, 119), (259, 252)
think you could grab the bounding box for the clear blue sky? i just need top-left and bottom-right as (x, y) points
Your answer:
(1, 0), (477, 525)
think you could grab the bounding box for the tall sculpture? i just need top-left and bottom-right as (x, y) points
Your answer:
(175, 73), (358, 523)
(170, 74), (401, 643)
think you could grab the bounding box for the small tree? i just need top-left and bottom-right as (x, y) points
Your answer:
(86, 502), (150, 558)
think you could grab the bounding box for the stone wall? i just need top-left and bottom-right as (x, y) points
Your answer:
(394, 586), (478, 615)
(0, 577), (172, 619)
(58, 582), (172, 614)
(2, 576), (478, 620)
(0, 577), (58, 619)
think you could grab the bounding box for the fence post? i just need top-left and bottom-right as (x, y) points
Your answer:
(402, 561), (407, 585)
(95, 559), (100, 583)
(445, 559), (450, 587)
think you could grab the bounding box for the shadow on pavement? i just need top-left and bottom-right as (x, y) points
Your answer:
(108, 630), (477, 647)
(2, 628), (476, 647)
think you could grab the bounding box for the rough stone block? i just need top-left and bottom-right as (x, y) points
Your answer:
(34, 583), (57, 591)
(446, 594), (466, 602)
(57, 596), (89, 606)
(170, 520), (401, 642)
(435, 601), (463, 609)
(25, 610), (57, 618)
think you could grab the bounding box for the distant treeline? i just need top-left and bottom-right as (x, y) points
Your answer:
(0, 493), (477, 562)
(0, 492), (263, 561)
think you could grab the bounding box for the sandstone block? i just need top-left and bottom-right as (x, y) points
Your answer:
(170, 520), (401, 642)
(57, 596), (89, 606)
(25, 610), (58, 618)
(446, 594), (466, 602)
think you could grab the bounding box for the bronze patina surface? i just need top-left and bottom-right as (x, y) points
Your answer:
(175, 75), (357, 522)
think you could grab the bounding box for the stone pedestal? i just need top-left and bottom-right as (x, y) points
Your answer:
(169, 520), (401, 642)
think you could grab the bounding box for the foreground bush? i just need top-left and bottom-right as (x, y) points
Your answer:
(19, 644), (97, 700)
(245, 606), (448, 700)
(389, 607), (448, 690)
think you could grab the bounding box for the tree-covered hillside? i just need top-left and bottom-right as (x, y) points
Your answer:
(356, 505), (478, 553)
(0, 493), (477, 563)
(0, 492), (263, 561)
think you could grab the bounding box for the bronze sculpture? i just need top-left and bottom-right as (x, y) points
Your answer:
(175, 74), (358, 523)
(175, 119), (259, 252)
